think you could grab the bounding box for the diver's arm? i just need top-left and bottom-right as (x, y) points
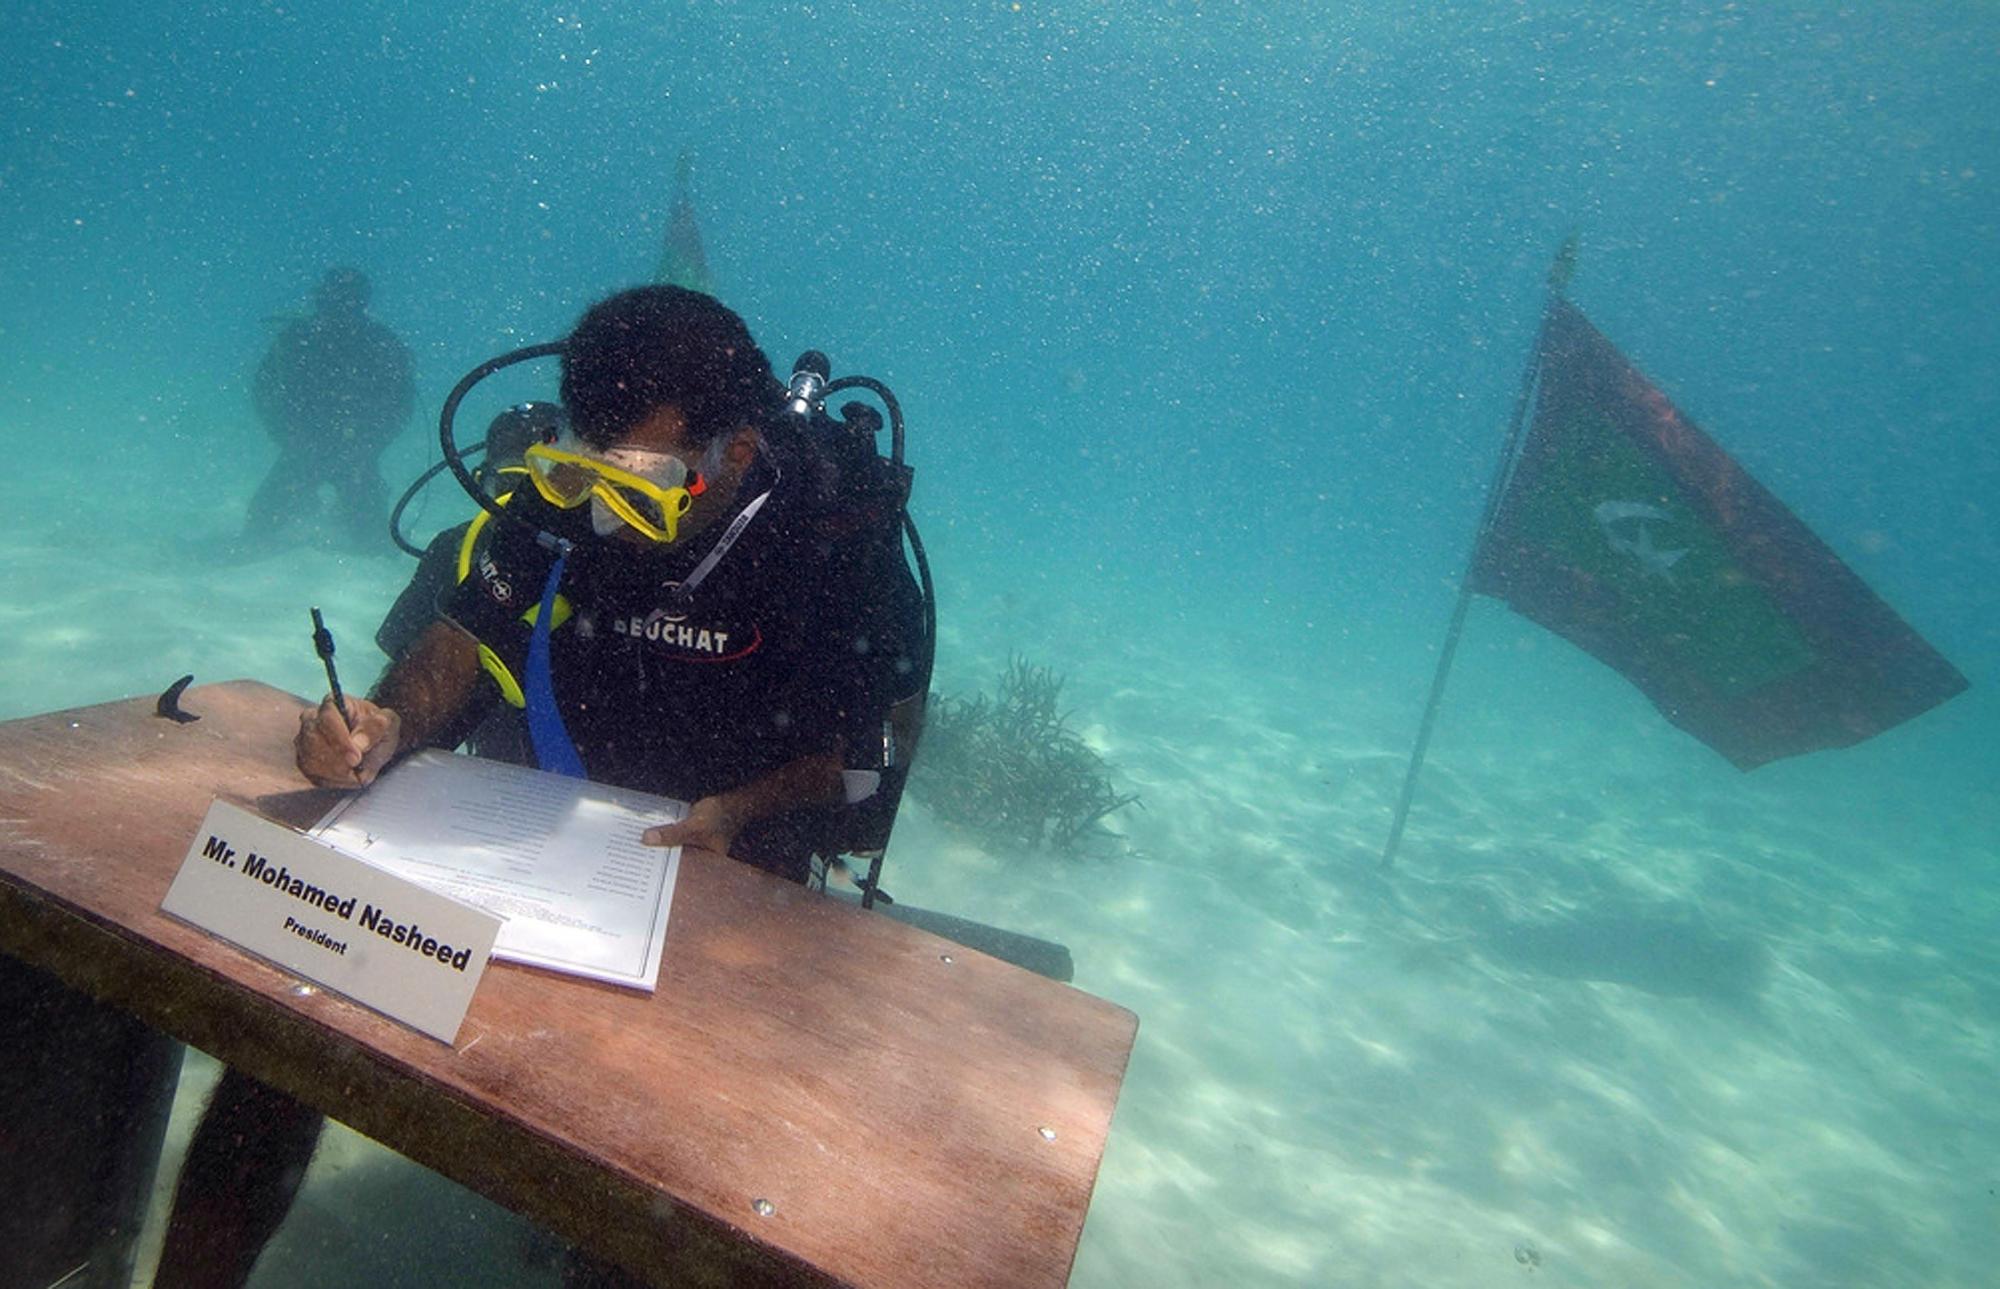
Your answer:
(640, 751), (845, 855)
(295, 620), (481, 788)
(370, 619), (484, 750)
(250, 341), (286, 431)
(387, 339), (417, 423)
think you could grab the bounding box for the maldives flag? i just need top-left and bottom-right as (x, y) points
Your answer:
(1468, 298), (1967, 769)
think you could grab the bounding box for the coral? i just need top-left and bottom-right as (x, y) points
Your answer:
(910, 656), (1139, 852)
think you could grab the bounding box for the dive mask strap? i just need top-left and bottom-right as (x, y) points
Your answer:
(524, 552), (587, 778)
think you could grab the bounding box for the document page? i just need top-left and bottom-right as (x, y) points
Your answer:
(313, 750), (685, 991)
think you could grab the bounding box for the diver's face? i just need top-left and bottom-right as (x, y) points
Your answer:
(602, 405), (754, 548)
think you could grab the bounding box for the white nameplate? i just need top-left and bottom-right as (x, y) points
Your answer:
(162, 799), (502, 1044)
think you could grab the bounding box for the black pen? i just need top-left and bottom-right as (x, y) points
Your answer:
(310, 607), (348, 723)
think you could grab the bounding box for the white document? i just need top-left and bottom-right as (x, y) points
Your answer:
(313, 750), (685, 992)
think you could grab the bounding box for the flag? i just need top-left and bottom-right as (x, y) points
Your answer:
(1468, 297), (1967, 769)
(655, 149), (716, 294)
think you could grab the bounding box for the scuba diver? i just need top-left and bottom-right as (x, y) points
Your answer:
(655, 148), (716, 292)
(243, 266), (416, 549)
(313, 284), (927, 880)
(155, 285), (931, 1289)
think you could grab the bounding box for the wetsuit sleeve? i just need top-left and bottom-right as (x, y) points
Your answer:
(385, 334), (416, 424)
(252, 325), (307, 439)
(251, 349), (282, 429)
(376, 526), (465, 658)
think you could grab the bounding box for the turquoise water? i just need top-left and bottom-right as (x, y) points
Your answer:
(3, 4), (1996, 1287)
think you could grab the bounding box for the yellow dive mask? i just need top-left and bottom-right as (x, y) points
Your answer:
(522, 434), (708, 543)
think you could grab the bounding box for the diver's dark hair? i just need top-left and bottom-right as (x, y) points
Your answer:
(559, 286), (781, 449)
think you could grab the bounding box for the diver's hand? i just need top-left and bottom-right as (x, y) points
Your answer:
(642, 795), (744, 856)
(296, 695), (402, 789)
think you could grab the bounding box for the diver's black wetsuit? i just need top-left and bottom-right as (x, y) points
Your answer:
(247, 310), (414, 546)
(444, 441), (890, 884)
(377, 523), (532, 766)
(377, 526), (466, 660)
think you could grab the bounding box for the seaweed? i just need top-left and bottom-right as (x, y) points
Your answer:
(910, 656), (1139, 853)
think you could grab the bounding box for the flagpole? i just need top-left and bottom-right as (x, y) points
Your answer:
(1380, 236), (1578, 870)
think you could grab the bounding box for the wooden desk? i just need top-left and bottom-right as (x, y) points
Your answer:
(0, 682), (1136, 1288)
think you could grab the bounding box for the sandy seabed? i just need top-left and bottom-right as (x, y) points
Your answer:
(4, 472), (1994, 1289)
